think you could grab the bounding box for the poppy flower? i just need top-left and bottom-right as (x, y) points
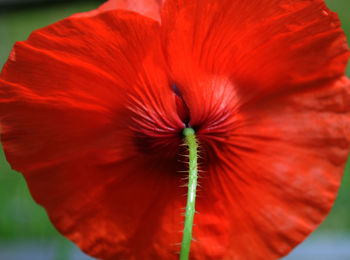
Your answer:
(1, 0), (350, 259)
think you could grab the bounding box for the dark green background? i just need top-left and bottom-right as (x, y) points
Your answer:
(0, 0), (349, 256)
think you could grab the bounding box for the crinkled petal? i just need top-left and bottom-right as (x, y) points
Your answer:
(191, 77), (350, 259)
(74, 0), (163, 22)
(1, 1), (350, 259)
(160, 1), (350, 258)
(0, 10), (184, 259)
(161, 0), (349, 102)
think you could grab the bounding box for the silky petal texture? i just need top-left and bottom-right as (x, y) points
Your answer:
(161, 0), (349, 123)
(0, 10), (185, 259)
(160, 0), (350, 259)
(0, 1), (350, 260)
(74, 0), (163, 22)
(190, 77), (350, 259)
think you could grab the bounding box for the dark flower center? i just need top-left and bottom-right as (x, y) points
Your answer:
(129, 77), (238, 170)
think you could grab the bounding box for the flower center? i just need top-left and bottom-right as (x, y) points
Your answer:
(129, 77), (238, 165)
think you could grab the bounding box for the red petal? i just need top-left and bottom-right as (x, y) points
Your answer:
(161, 0), (349, 102)
(0, 10), (183, 259)
(74, 0), (163, 22)
(160, 1), (350, 258)
(192, 77), (350, 259)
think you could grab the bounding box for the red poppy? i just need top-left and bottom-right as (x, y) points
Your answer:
(1, 0), (350, 259)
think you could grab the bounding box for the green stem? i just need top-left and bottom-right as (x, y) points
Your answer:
(180, 128), (198, 260)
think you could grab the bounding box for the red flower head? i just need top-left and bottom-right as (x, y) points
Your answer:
(1, 0), (350, 259)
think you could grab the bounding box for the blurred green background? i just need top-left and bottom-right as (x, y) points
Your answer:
(0, 0), (350, 259)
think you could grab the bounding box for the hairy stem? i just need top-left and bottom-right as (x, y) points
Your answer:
(180, 128), (198, 260)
